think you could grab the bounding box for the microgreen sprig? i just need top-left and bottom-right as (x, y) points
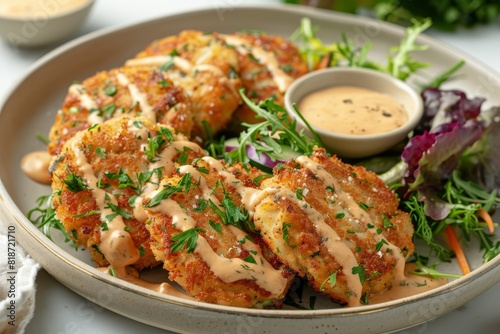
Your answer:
(403, 171), (500, 263)
(226, 89), (322, 165)
(28, 194), (78, 250)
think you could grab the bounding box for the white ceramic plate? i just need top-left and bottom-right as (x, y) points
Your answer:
(1, 5), (499, 334)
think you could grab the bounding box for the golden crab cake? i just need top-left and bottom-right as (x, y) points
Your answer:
(253, 149), (414, 306)
(47, 65), (194, 156)
(50, 115), (206, 272)
(165, 65), (241, 141)
(128, 30), (243, 140)
(133, 30), (241, 80)
(220, 32), (309, 129)
(144, 158), (293, 308)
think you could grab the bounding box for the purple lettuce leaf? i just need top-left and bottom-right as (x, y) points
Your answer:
(403, 121), (483, 189)
(458, 106), (500, 194)
(402, 88), (486, 220)
(416, 88), (484, 134)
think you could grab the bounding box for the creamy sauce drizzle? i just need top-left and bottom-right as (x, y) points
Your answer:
(70, 136), (140, 274)
(125, 55), (193, 73)
(116, 72), (155, 123)
(68, 84), (103, 124)
(295, 156), (441, 305)
(132, 139), (204, 223)
(221, 35), (294, 92)
(125, 56), (171, 67)
(199, 156), (435, 306)
(0, 0), (90, 18)
(23, 119), (444, 306)
(21, 133), (446, 305)
(126, 56), (238, 99)
(298, 86), (408, 135)
(256, 185), (363, 306)
(297, 156), (406, 275)
(69, 83), (98, 109)
(20, 150), (52, 184)
(145, 160), (288, 297)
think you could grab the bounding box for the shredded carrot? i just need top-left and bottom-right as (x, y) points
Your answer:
(477, 208), (495, 233)
(445, 225), (471, 275)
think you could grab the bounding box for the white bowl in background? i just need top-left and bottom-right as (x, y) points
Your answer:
(0, 0), (95, 48)
(284, 67), (424, 159)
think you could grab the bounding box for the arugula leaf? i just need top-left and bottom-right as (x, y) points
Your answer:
(226, 89), (322, 166)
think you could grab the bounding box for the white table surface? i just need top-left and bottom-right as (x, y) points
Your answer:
(1, 1), (499, 333)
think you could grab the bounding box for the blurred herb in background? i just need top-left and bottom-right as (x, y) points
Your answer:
(284, 0), (500, 31)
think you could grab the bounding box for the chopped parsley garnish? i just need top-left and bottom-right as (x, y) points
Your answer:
(62, 171), (89, 192)
(295, 188), (304, 200)
(160, 57), (175, 71)
(171, 227), (205, 253)
(282, 222), (296, 248)
(358, 202), (373, 210)
(375, 239), (389, 251)
(193, 198), (208, 212)
(176, 146), (193, 165)
(106, 202), (132, 220)
(243, 254), (257, 264)
(95, 147), (106, 159)
(320, 271), (338, 291)
(105, 169), (137, 191)
(101, 103), (116, 119)
(72, 210), (99, 218)
(105, 85), (118, 97)
(381, 214), (395, 228)
(144, 173), (192, 208)
(145, 127), (174, 162)
(352, 265), (366, 285)
(139, 245), (146, 256)
(208, 192), (250, 231)
(157, 80), (170, 88)
(209, 220), (222, 234)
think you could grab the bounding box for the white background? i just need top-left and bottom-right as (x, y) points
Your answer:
(0, 1), (499, 333)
